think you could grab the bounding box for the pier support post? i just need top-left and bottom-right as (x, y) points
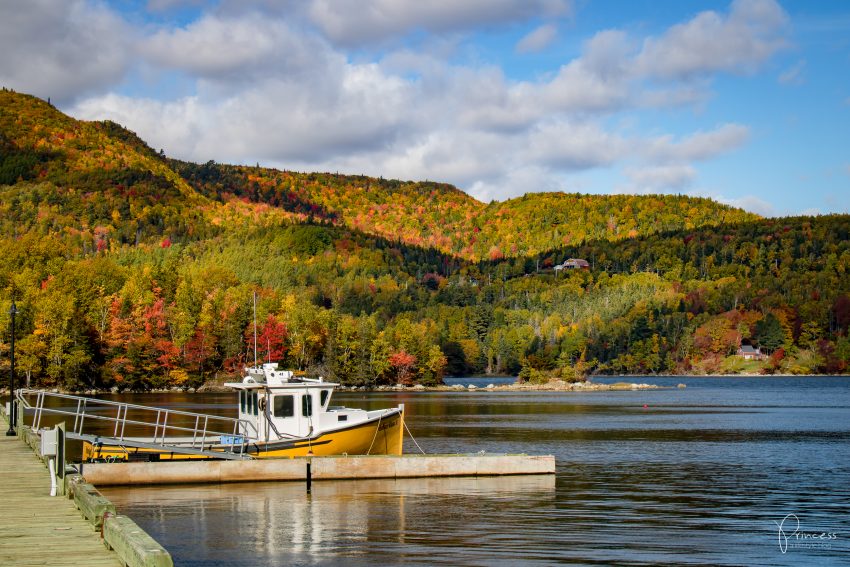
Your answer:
(5, 300), (17, 436)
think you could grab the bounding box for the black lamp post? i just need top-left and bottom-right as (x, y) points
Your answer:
(6, 301), (17, 436)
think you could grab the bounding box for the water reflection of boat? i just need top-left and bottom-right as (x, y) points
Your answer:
(101, 475), (556, 560)
(20, 363), (404, 462)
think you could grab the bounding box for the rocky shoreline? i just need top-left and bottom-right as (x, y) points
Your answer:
(1, 380), (674, 395)
(9, 374), (849, 396)
(338, 380), (673, 392)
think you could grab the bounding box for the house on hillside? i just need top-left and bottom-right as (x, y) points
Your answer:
(737, 345), (764, 360)
(561, 258), (590, 270)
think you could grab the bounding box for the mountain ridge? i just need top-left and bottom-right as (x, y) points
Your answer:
(1, 89), (758, 261)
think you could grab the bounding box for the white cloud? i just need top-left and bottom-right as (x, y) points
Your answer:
(645, 124), (750, 162)
(73, 63), (418, 165)
(467, 166), (562, 203)
(59, 0), (787, 207)
(306, 0), (572, 46)
(0, 0), (131, 103)
(538, 30), (633, 113)
(140, 13), (336, 82)
(146, 0), (205, 11)
(516, 23), (558, 53)
(703, 192), (774, 216)
(72, 93), (207, 157)
(625, 165), (697, 191)
(636, 0), (789, 79)
(523, 120), (626, 169)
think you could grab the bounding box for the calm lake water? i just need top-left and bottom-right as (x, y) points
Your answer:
(90, 376), (849, 566)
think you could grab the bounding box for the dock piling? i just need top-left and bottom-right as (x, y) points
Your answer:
(306, 459), (312, 493)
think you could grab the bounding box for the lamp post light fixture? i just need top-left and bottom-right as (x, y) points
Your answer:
(6, 301), (17, 436)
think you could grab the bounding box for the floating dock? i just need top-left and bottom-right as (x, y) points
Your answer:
(82, 453), (556, 486)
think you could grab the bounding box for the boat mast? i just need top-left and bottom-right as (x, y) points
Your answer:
(253, 290), (258, 367)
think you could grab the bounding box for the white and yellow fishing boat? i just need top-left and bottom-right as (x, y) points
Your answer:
(225, 363), (405, 458)
(65, 363), (404, 462)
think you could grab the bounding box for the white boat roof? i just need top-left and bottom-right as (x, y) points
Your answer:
(224, 381), (339, 390)
(224, 363), (339, 390)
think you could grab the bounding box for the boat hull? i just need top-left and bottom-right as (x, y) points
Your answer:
(83, 408), (404, 461)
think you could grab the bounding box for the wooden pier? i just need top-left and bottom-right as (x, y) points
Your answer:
(0, 422), (122, 566)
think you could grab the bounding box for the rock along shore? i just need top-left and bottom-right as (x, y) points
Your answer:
(337, 380), (667, 393)
(2, 380), (670, 395)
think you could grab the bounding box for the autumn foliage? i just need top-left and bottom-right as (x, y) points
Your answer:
(1, 89), (849, 392)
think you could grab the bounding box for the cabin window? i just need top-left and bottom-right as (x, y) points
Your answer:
(302, 394), (313, 417)
(273, 395), (294, 418)
(251, 391), (258, 416)
(337, 414), (348, 422)
(320, 390), (329, 408)
(240, 391), (246, 413)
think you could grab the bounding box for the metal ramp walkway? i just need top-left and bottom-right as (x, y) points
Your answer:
(16, 389), (257, 461)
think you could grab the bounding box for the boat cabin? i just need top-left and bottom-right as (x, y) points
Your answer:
(225, 363), (370, 443)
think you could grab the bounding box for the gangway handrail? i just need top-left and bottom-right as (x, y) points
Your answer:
(16, 389), (259, 458)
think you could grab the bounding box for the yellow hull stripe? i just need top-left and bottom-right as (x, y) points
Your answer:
(84, 410), (404, 461)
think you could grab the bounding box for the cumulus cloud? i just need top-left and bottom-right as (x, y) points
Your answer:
(516, 23), (558, 53)
(717, 194), (775, 216)
(467, 166), (563, 203)
(140, 13), (334, 81)
(645, 124), (750, 162)
(636, 0), (789, 79)
(73, 64), (418, 165)
(523, 120), (626, 169)
(57, 0), (789, 207)
(146, 0), (205, 11)
(305, 0), (572, 46)
(625, 165), (697, 191)
(0, 0), (132, 103)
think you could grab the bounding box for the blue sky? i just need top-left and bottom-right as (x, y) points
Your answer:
(1, 0), (848, 216)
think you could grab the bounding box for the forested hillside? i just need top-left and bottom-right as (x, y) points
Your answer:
(1, 89), (848, 391)
(175, 160), (757, 260)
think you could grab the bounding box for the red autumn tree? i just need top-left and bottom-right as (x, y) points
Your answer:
(388, 350), (416, 385)
(245, 315), (288, 364)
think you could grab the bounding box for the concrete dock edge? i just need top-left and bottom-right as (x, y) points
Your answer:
(82, 453), (556, 486)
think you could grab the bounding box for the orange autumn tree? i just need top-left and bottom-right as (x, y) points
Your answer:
(388, 350), (416, 385)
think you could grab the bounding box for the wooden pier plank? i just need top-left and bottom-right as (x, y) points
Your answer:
(0, 421), (122, 567)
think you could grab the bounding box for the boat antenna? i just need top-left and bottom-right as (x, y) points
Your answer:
(253, 290), (258, 367)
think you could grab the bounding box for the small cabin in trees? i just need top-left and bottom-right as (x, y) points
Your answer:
(737, 345), (764, 360)
(555, 258), (590, 271)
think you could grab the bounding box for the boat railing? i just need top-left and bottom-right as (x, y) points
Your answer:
(16, 389), (259, 457)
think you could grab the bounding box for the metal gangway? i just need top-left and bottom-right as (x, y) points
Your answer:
(16, 389), (258, 461)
